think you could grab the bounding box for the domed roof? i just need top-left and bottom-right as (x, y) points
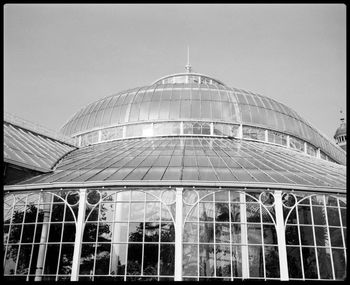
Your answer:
(16, 137), (346, 189)
(60, 72), (346, 165)
(334, 121), (346, 138)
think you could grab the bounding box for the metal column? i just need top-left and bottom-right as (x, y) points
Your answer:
(34, 192), (51, 281)
(71, 188), (87, 281)
(274, 190), (289, 280)
(174, 187), (183, 281)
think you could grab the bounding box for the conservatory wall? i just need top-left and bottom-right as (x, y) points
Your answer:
(4, 187), (346, 281)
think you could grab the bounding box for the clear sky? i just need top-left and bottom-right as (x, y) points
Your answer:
(4, 4), (346, 139)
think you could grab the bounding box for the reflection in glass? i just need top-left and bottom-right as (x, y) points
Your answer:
(80, 244), (95, 275)
(199, 244), (214, 276)
(183, 223), (198, 242)
(199, 223), (214, 243)
(215, 223), (230, 243)
(110, 244), (126, 275)
(248, 246), (263, 277)
(329, 228), (343, 247)
(216, 245), (231, 277)
(302, 247), (317, 278)
(160, 244), (174, 276)
(327, 207), (340, 226)
(332, 249), (346, 279)
(299, 226), (314, 246)
(128, 222), (143, 242)
(264, 246), (279, 278)
(143, 244), (158, 275)
(127, 244), (142, 275)
(298, 206), (312, 224)
(314, 226), (329, 246)
(215, 203), (229, 222)
(286, 246), (302, 278)
(248, 224), (261, 244)
(183, 244), (198, 276)
(317, 248), (333, 279)
(144, 222), (159, 242)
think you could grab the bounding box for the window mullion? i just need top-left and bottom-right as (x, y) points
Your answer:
(240, 191), (249, 279)
(273, 190), (289, 280)
(70, 188), (87, 281)
(174, 187), (183, 281)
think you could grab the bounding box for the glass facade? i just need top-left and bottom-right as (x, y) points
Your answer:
(4, 188), (346, 281)
(4, 72), (346, 282)
(60, 76), (346, 165)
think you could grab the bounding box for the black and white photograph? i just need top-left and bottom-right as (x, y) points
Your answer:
(3, 4), (346, 281)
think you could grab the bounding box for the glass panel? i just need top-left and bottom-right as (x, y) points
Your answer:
(127, 244), (142, 275)
(16, 244), (33, 275)
(287, 246), (302, 278)
(232, 245), (242, 277)
(183, 223), (198, 242)
(80, 244), (95, 275)
(285, 225), (299, 245)
(332, 249), (346, 279)
(143, 244), (158, 275)
(216, 245), (231, 277)
(314, 226), (330, 246)
(161, 222), (175, 242)
(160, 244), (174, 275)
(110, 244), (127, 275)
(111, 223), (128, 243)
(199, 244), (214, 276)
(248, 224), (261, 244)
(263, 225), (277, 245)
(299, 226), (314, 246)
(199, 203), (214, 221)
(215, 223), (230, 243)
(215, 203), (229, 222)
(144, 222), (159, 242)
(302, 247), (317, 279)
(298, 205), (312, 224)
(183, 244), (198, 276)
(199, 223), (214, 243)
(264, 246), (280, 278)
(59, 244), (74, 275)
(231, 224), (241, 244)
(128, 222), (143, 242)
(248, 246), (264, 277)
(329, 228), (343, 247)
(317, 247), (333, 279)
(327, 207), (340, 226)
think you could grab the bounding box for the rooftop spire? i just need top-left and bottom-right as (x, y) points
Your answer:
(185, 46), (192, 73)
(340, 109), (345, 123)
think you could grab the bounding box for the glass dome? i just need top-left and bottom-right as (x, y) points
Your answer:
(4, 70), (346, 282)
(60, 73), (346, 165)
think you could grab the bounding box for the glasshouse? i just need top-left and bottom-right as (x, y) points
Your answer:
(3, 70), (346, 281)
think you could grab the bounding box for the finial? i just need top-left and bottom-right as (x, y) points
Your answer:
(185, 46), (192, 73)
(340, 108), (345, 123)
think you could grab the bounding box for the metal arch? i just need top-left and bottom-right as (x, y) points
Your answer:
(83, 188), (177, 226)
(151, 72), (227, 87)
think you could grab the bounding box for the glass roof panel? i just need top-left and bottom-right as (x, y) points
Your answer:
(13, 137), (345, 187)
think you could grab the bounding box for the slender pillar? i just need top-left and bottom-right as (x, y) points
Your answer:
(316, 148), (321, 159)
(274, 190), (289, 280)
(34, 192), (51, 281)
(240, 192), (249, 279)
(180, 122), (184, 135)
(174, 187), (183, 281)
(265, 130), (268, 142)
(238, 124), (243, 139)
(71, 189), (87, 281)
